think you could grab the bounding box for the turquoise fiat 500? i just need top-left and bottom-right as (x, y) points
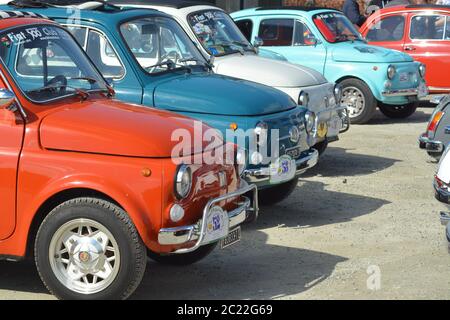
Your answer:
(5, 1), (320, 205)
(232, 7), (428, 124)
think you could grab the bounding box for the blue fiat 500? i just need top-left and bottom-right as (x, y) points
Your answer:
(5, 1), (320, 205)
(232, 7), (428, 124)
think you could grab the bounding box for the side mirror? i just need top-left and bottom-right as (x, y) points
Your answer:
(253, 37), (264, 48)
(0, 88), (16, 111)
(305, 35), (318, 46)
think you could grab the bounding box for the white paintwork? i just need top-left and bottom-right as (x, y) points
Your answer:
(438, 146), (450, 184)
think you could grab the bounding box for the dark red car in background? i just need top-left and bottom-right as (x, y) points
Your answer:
(360, 4), (450, 94)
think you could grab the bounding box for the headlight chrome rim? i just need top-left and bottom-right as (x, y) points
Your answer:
(298, 91), (310, 106)
(387, 65), (396, 80)
(419, 64), (426, 78)
(175, 164), (192, 199)
(304, 111), (316, 135)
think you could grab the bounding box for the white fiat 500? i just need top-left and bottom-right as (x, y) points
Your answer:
(107, 0), (350, 154)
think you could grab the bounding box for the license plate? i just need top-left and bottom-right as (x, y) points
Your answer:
(221, 227), (241, 249)
(202, 206), (229, 245)
(399, 72), (409, 82)
(269, 155), (296, 184)
(418, 82), (428, 97)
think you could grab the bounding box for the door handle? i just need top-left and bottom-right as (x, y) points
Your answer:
(404, 46), (416, 51)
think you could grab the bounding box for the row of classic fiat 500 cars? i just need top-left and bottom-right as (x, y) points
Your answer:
(0, 0), (431, 300)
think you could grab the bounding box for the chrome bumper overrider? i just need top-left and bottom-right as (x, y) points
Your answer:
(243, 149), (319, 184)
(158, 183), (258, 254)
(418, 133), (444, 155)
(382, 88), (420, 97)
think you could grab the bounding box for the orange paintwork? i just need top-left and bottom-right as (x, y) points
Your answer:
(0, 18), (241, 257)
(360, 5), (450, 93)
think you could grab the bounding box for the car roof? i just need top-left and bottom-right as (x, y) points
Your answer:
(0, 10), (51, 30)
(375, 4), (450, 15)
(0, 1), (171, 25)
(108, 0), (208, 9)
(232, 7), (341, 18)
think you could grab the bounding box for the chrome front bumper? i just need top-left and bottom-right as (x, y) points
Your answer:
(418, 133), (444, 156)
(243, 148), (319, 185)
(439, 212), (450, 251)
(382, 88), (420, 97)
(158, 182), (258, 254)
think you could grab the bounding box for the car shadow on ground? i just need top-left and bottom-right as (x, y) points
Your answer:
(304, 146), (400, 178)
(365, 109), (430, 125)
(132, 230), (347, 300)
(0, 260), (48, 295)
(249, 180), (390, 230)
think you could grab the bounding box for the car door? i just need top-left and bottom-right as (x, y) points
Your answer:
(403, 12), (450, 91)
(256, 16), (327, 74)
(364, 13), (407, 52)
(63, 24), (143, 104)
(0, 77), (24, 240)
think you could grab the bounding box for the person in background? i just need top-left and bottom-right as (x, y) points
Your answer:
(436, 0), (450, 5)
(343, 0), (367, 27)
(384, 0), (412, 7)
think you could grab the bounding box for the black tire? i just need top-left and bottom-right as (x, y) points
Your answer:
(259, 178), (298, 206)
(378, 102), (418, 119)
(313, 139), (328, 156)
(35, 197), (146, 300)
(339, 78), (377, 124)
(147, 243), (217, 266)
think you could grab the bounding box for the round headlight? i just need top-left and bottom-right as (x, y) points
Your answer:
(235, 148), (246, 176)
(175, 164), (192, 199)
(298, 91), (310, 106)
(334, 84), (342, 103)
(304, 111), (316, 135)
(387, 65), (396, 80)
(419, 64), (426, 78)
(254, 121), (268, 146)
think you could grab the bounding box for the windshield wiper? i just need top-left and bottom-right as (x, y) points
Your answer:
(335, 34), (362, 42)
(230, 41), (256, 53)
(28, 84), (90, 101)
(145, 59), (192, 74)
(178, 57), (213, 70)
(69, 76), (98, 84)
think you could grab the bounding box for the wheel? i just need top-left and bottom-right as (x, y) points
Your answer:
(147, 243), (217, 266)
(259, 179), (298, 206)
(313, 139), (328, 156)
(378, 102), (418, 119)
(35, 198), (146, 300)
(339, 78), (377, 124)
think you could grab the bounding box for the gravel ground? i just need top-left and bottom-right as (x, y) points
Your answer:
(1, 106), (449, 300)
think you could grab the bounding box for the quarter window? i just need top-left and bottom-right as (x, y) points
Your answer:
(293, 20), (316, 46)
(235, 19), (253, 41)
(258, 19), (294, 46)
(366, 15), (405, 42)
(410, 15), (446, 40)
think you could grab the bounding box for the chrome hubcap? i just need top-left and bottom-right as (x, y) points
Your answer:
(341, 86), (366, 118)
(49, 219), (120, 295)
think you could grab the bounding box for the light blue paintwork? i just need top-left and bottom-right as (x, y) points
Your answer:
(1, 4), (315, 188)
(231, 8), (426, 105)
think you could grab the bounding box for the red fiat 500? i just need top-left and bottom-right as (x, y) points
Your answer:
(0, 12), (257, 299)
(361, 4), (450, 94)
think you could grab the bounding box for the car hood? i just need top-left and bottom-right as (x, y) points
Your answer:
(153, 73), (296, 116)
(214, 54), (327, 88)
(331, 42), (413, 63)
(40, 98), (215, 158)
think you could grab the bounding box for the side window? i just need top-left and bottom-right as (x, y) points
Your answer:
(258, 19), (294, 46)
(366, 15), (405, 42)
(86, 30), (125, 79)
(410, 15), (446, 40)
(235, 19), (253, 41)
(293, 20), (317, 46)
(445, 16), (450, 39)
(66, 26), (88, 47)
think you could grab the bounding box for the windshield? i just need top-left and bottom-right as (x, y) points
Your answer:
(0, 25), (107, 103)
(120, 16), (207, 74)
(313, 12), (364, 43)
(187, 10), (253, 56)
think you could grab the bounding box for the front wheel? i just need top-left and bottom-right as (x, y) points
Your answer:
(147, 243), (217, 266)
(35, 198), (146, 300)
(259, 179), (298, 206)
(339, 78), (377, 124)
(378, 102), (418, 119)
